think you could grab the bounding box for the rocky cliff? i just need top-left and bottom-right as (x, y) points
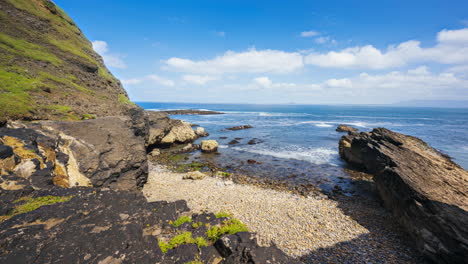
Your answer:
(339, 128), (468, 263)
(0, 0), (137, 123)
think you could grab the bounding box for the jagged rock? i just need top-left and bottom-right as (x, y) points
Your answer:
(215, 232), (298, 264)
(339, 128), (468, 263)
(228, 140), (239, 145)
(183, 171), (206, 180)
(195, 127), (209, 137)
(0, 187), (190, 264)
(2, 116), (148, 191)
(336, 124), (359, 133)
(226, 125), (253, 131)
(201, 140), (219, 153)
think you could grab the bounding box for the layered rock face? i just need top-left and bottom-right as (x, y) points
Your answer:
(1, 116), (148, 191)
(0, 0), (138, 123)
(339, 128), (468, 263)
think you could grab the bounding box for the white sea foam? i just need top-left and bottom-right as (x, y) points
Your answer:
(315, 123), (334, 128)
(231, 146), (339, 165)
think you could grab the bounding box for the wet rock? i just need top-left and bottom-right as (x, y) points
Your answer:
(339, 127), (468, 263)
(161, 110), (224, 115)
(0, 145), (13, 159)
(183, 171), (206, 180)
(336, 124), (359, 133)
(247, 159), (257, 164)
(219, 137), (228, 139)
(226, 125), (253, 131)
(247, 138), (263, 145)
(201, 140), (219, 153)
(228, 140), (240, 145)
(195, 127), (209, 137)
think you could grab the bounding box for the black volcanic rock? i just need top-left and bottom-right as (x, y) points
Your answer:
(339, 128), (468, 263)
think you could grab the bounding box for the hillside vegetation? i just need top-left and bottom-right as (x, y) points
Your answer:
(0, 0), (136, 123)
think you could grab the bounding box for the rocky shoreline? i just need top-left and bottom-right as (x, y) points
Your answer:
(1, 108), (467, 263)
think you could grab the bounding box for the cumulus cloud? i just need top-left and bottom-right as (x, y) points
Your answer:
(164, 48), (304, 74)
(252, 77), (297, 89)
(301, 31), (320, 37)
(121, 78), (143, 85)
(304, 28), (468, 69)
(92, 40), (127, 69)
(315, 36), (337, 45)
(183, 75), (219, 85)
(121, 75), (175, 87)
(147, 75), (175, 87)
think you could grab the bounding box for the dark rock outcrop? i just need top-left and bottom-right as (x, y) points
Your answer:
(161, 109), (224, 115)
(215, 232), (300, 264)
(336, 124), (359, 133)
(339, 128), (468, 263)
(2, 116), (148, 191)
(226, 125), (253, 131)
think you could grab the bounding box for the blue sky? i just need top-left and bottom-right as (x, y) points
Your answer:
(54, 0), (468, 105)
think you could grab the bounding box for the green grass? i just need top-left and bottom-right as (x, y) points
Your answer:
(171, 215), (192, 228)
(158, 232), (207, 253)
(0, 195), (73, 223)
(206, 218), (248, 241)
(82, 113), (96, 120)
(38, 71), (95, 94)
(0, 32), (62, 66)
(0, 69), (38, 119)
(215, 212), (232, 218)
(118, 94), (135, 105)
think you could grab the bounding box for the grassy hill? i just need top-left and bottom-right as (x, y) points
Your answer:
(0, 0), (136, 123)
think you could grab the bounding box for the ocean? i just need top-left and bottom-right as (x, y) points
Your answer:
(138, 102), (468, 194)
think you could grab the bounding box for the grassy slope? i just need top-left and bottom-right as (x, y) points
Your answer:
(0, 0), (135, 123)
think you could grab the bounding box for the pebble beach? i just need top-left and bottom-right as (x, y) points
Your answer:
(144, 163), (424, 263)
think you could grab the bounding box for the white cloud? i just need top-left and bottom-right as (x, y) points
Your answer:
(122, 78), (143, 85)
(324, 78), (352, 88)
(216, 31), (226, 37)
(92, 40), (127, 69)
(253, 76), (297, 89)
(147, 75), (175, 87)
(183, 75), (219, 85)
(164, 48), (304, 74)
(315, 36), (337, 45)
(304, 28), (468, 69)
(253, 77), (273, 88)
(301, 31), (320, 37)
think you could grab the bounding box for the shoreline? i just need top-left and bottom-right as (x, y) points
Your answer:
(143, 163), (423, 262)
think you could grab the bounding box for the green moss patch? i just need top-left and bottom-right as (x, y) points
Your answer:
(0, 195), (73, 223)
(158, 232), (207, 253)
(215, 212), (232, 218)
(206, 218), (248, 241)
(171, 215), (192, 228)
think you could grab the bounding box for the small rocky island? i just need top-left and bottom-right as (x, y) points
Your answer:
(0, 1), (467, 264)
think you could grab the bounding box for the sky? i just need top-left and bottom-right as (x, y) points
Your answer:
(54, 0), (468, 105)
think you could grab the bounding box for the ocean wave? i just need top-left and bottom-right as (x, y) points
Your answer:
(299, 120), (369, 128)
(230, 146), (339, 165)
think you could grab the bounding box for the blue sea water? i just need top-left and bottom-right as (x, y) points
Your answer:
(138, 102), (468, 171)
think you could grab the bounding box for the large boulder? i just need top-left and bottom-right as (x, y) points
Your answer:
(201, 140), (219, 153)
(339, 128), (468, 263)
(336, 124), (359, 133)
(146, 111), (197, 146)
(2, 116), (148, 191)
